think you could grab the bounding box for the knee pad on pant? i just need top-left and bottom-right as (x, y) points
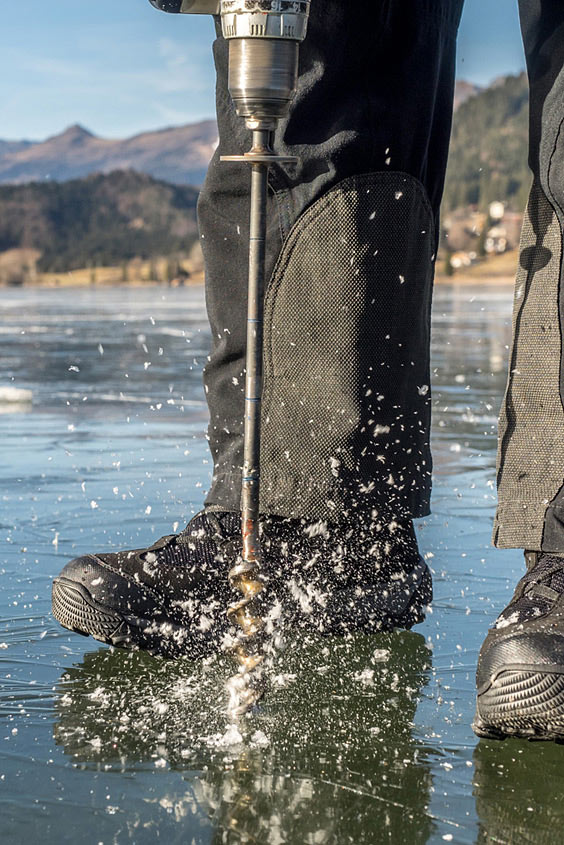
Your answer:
(260, 172), (435, 521)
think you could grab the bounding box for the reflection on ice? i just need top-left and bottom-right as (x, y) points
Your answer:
(0, 387), (33, 403)
(54, 632), (433, 842)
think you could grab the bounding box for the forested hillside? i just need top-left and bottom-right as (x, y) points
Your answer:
(442, 73), (530, 212)
(0, 74), (531, 280)
(0, 170), (199, 272)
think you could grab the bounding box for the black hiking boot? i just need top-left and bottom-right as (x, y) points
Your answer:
(474, 551), (564, 740)
(52, 509), (432, 658)
(262, 513), (432, 636)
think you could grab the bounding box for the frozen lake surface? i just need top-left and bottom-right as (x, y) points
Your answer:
(1, 284), (562, 843)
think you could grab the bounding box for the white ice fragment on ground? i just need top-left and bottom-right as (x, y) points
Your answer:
(354, 668), (375, 686)
(90, 500), (99, 509)
(329, 457), (341, 477)
(52, 532), (59, 548)
(372, 648), (390, 662)
(0, 643), (8, 650)
(145, 505), (152, 515)
(98, 344), (104, 355)
(495, 611), (520, 629)
(272, 673), (297, 688)
(198, 614), (212, 632)
(442, 835), (454, 842)
(68, 365), (80, 373)
(417, 384), (429, 396)
(207, 724), (244, 748)
(303, 520), (329, 540)
(454, 374), (466, 383)
(88, 686), (111, 705)
(449, 443), (461, 453)
(373, 424), (390, 436)
(144, 362), (151, 370)
(251, 730), (270, 748)
(154, 757), (167, 768)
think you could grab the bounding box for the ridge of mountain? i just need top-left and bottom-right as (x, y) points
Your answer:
(0, 79), (482, 187)
(453, 80), (482, 110)
(0, 120), (218, 187)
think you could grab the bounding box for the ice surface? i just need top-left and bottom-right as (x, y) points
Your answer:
(0, 285), (550, 843)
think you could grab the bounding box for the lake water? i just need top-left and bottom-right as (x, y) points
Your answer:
(1, 284), (562, 844)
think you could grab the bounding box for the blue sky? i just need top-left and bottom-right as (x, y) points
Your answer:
(1, 0), (525, 141)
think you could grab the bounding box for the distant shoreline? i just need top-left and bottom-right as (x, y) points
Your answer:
(1, 251), (518, 289)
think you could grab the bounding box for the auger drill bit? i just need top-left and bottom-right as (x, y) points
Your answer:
(220, 0), (311, 715)
(223, 128), (295, 715)
(149, 0), (311, 714)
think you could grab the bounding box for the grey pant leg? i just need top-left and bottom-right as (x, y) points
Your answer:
(494, 2), (564, 551)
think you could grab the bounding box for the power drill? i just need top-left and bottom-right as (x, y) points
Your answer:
(149, 0), (311, 714)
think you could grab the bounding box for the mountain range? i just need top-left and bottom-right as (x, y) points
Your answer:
(0, 81), (482, 188)
(0, 75), (530, 277)
(0, 120), (218, 187)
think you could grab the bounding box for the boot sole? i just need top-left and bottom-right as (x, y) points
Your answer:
(473, 669), (564, 741)
(52, 576), (214, 658)
(53, 562), (431, 659)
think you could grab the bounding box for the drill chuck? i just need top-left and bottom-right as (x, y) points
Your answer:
(149, 0), (310, 128)
(221, 1), (310, 128)
(220, 1), (310, 41)
(226, 38), (298, 127)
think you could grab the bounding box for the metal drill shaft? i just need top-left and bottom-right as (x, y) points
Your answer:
(242, 131), (270, 563)
(226, 131), (272, 714)
(219, 0), (310, 717)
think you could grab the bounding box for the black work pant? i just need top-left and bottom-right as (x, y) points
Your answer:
(198, 1), (564, 552)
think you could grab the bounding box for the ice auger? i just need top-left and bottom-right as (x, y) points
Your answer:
(150, 0), (311, 713)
